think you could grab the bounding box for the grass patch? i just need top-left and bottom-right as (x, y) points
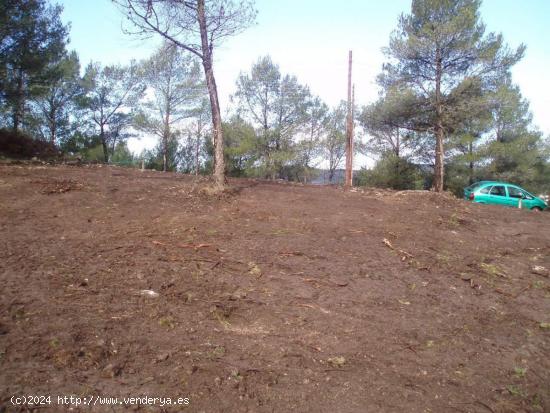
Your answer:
(513, 367), (527, 378)
(159, 317), (175, 329)
(507, 385), (524, 397)
(327, 356), (346, 368)
(480, 263), (507, 278)
(207, 346), (225, 360)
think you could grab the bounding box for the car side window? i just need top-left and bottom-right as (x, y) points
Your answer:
(489, 185), (506, 196)
(479, 186), (490, 194)
(507, 186), (524, 199)
(521, 190), (533, 200)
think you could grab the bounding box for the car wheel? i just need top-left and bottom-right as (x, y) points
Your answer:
(531, 207), (542, 212)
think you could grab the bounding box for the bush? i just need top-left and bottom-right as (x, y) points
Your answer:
(0, 129), (60, 159)
(81, 144), (106, 162)
(59, 132), (101, 155)
(355, 153), (424, 190)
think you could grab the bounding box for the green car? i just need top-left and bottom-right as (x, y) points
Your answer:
(464, 181), (548, 211)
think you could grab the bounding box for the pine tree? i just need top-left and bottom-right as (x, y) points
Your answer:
(135, 42), (205, 172)
(378, 0), (524, 191)
(483, 77), (545, 186)
(234, 56), (311, 178)
(32, 51), (82, 144)
(114, 0), (256, 189)
(0, 0), (68, 132)
(81, 62), (144, 163)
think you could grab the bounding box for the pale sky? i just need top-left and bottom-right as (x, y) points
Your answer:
(58, 0), (550, 165)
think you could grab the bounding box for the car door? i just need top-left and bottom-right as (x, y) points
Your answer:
(487, 185), (509, 207)
(474, 185), (492, 203)
(506, 185), (523, 208)
(519, 188), (537, 209)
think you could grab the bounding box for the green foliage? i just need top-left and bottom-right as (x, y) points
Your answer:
(222, 116), (257, 176)
(80, 62), (144, 162)
(136, 41), (205, 171)
(80, 144), (106, 162)
(323, 102), (347, 183)
(0, 0), (69, 132)
(0, 127), (59, 158)
(295, 97), (329, 182)
(179, 98), (211, 174)
(234, 55), (312, 179)
(362, 0), (549, 196)
(445, 159), (481, 197)
(360, 87), (421, 157)
(177, 135), (202, 174)
(355, 153), (424, 190)
(485, 132), (543, 183)
(378, 0), (525, 190)
(141, 135), (180, 172)
(444, 77), (550, 196)
(32, 51), (83, 144)
(58, 131), (100, 155)
(226, 93), (348, 184)
(481, 77), (547, 189)
(110, 141), (136, 166)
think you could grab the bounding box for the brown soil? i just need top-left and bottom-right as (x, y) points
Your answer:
(1, 164), (549, 413)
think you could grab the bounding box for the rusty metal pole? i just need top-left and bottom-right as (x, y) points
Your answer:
(345, 50), (353, 188)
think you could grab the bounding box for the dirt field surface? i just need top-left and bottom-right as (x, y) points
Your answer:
(1, 164), (549, 413)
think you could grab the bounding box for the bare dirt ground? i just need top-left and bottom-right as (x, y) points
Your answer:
(1, 163), (549, 413)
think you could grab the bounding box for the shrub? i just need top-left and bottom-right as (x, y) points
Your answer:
(0, 129), (60, 159)
(355, 153), (424, 190)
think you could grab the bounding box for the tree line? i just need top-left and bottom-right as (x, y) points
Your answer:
(358, 0), (549, 195)
(1, 0), (548, 195)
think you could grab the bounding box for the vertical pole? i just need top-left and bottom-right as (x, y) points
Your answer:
(351, 84), (355, 185)
(345, 50), (353, 188)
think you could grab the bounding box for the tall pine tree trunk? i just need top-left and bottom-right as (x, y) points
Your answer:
(162, 135), (168, 172)
(100, 124), (109, 163)
(195, 122), (201, 176)
(433, 48), (444, 192)
(468, 141), (474, 185)
(12, 72), (24, 133)
(49, 105), (57, 144)
(198, 0), (225, 189)
(162, 111), (170, 172)
(434, 130), (444, 191)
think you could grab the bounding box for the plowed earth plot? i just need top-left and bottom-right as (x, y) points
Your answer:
(1, 164), (549, 412)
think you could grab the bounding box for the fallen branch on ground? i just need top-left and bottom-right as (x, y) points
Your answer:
(383, 238), (415, 259)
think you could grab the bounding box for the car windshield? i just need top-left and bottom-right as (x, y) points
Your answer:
(521, 190), (535, 199)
